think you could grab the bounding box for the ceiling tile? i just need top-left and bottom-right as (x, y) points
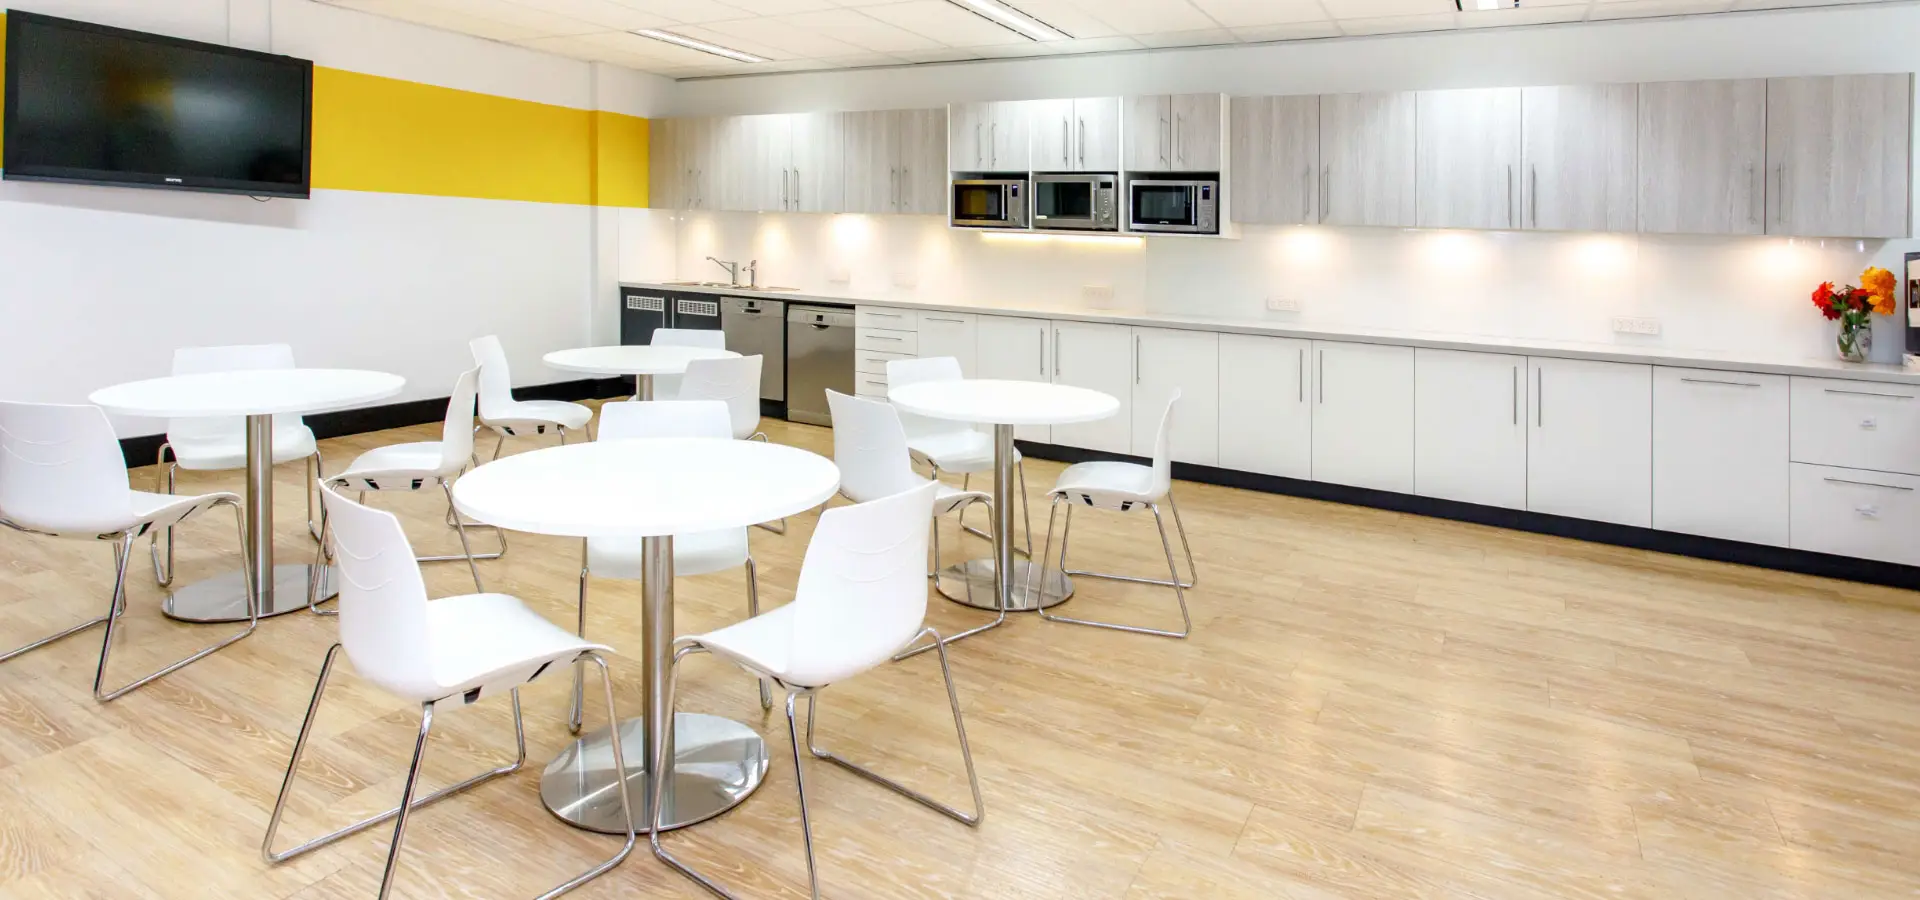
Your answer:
(1338, 11), (1457, 33)
(1192, 0), (1339, 26)
(696, 16), (874, 56)
(993, 0), (1121, 37)
(593, 0), (756, 23)
(502, 0), (686, 29)
(1587, 0), (1732, 18)
(666, 23), (801, 58)
(1135, 27), (1240, 48)
(770, 8), (946, 51)
(861, 1), (1032, 45)
(329, 0), (551, 41)
(889, 46), (991, 62)
(1321, 0), (1454, 18)
(1068, 0), (1217, 32)
(1230, 20), (1342, 40)
(715, 0), (840, 13)
(1455, 5), (1590, 26)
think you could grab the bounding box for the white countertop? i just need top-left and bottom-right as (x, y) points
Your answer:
(622, 281), (1920, 385)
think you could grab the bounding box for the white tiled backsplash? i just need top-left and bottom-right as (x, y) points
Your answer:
(620, 208), (1914, 364)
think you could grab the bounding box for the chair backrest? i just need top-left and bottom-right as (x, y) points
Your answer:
(600, 400), (731, 442)
(825, 391), (927, 503)
(674, 355), (762, 439)
(786, 481), (938, 686)
(168, 343), (302, 444)
(1148, 390), (1179, 498)
(0, 402), (133, 536)
(885, 356), (968, 444)
(436, 367), (481, 474)
(319, 485), (442, 701)
(651, 329), (726, 350)
(468, 335), (515, 421)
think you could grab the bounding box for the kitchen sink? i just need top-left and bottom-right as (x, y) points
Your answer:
(661, 281), (803, 293)
(662, 280), (736, 287)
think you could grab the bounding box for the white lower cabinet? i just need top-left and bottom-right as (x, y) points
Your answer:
(1652, 367), (1788, 546)
(975, 315), (1052, 443)
(1310, 341), (1414, 493)
(1527, 357), (1651, 527)
(1413, 349), (1527, 509)
(1217, 334), (1312, 479)
(1790, 463), (1920, 565)
(1050, 321), (1133, 454)
(1131, 328), (1219, 465)
(915, 312), (978, 375)
(1788, 376), (1920, 476)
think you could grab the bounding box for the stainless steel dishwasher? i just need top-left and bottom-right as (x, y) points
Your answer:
(720, 297), (785, 402)
(785, 305), (854, 426)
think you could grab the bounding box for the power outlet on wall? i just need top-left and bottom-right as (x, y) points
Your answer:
(1267, 297), (1302, 312)
(1612, 316), (1662, 336)
(1083, 284), (1115, 307)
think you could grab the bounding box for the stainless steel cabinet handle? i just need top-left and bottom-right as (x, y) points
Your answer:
(782, 169), (790, 208)
(1320, 166), (1330, 223)
(1298, 347), (1305, 402)
(1747, 163), (1758, 226)
(1174, 113), (1183, 165)
(1302, 168), (1311, 222)
(990, 122), (998, 166)
(1053, 330), (1061, 377)
(869, 311), (901, 318)
(925, 316), (965, 324)
(1512, 365), (1519, 425)
(1536, 367), (1543, 427)
(975, 123), (983, 165)
(792, 168), (801, 210)
(1134, 334), (1142, 385)
(1826, 476), (1914, 492)
(1038, 326), (1045, 376)
(1317, 350), (1324, 404)
(1825, 388), (1913, 400)
(1505, 164), (1514, 228)
(869, 335), (902, 342)
(1161, 116), (1170, 164)
(1681, 377), (1761, 388)
(1078, 117), (1087, 166)
(1529, 165), (1538, 228)
(1062, 119), (1070, 166)
(1774, 163), (1785, 226)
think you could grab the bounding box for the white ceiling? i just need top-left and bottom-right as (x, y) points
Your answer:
(320, 0), (1894, 79)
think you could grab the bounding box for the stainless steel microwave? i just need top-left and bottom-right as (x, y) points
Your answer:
(951, 178), (1029, 229)
(1033, 173), (1118, 232)
(1128, 178), (1219, 234)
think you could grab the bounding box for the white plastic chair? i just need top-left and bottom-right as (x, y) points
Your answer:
(576, 400), (770, 729)
(650, 328), (726, 400)
(152, 343), (322, 587)
(307, 367), (505, 612)
(0, 401), (255, 701)
(825, 390), (999, 655)
(649, 481), (982, 900)
(470, 335), (592, 460)
(263, 485), (634, 900)
(672, 355), (786, 534)
(885, 356), (1031, 553)
(1034, 391), (1197, 639)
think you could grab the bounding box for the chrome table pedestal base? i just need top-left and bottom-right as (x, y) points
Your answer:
(541, 711), (769, 835)
(162, 564), (334, 623)
(936, 558), (1073, 611)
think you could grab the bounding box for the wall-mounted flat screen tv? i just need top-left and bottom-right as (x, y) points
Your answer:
(3, 10), (313, 198)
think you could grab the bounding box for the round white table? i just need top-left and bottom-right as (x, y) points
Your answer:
(90, 369), (405, 623)
(543, 345), (738, 401)
(451, 437), (839, 835)
(889, 379), (1120, 613)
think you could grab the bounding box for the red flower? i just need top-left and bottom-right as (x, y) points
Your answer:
(1813, 282), (1842, 319)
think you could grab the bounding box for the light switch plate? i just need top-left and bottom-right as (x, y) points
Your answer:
(1267, 297), (1301, 312)
(826, 264), (851, 284)
(1612, 316), (1662, 336)
(1083, 284), (1115, 307)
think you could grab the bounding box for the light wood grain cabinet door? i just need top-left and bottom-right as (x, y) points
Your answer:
(1126, 95), (1171, 171)
(896, 108), (948, 214)
(648, 117), (682, 210)
(841, 111), (895, 214)
(1231, 95), (1318, 225)
(949, 102), (989, 171)
(1171, 93), (1223, 171)
(1320, 91), (1417, 227)
(1416, 88), (1522, 229)
(790, 112), (845, 214)
(1766, 74), (1912, 238)
(1637, 79), (1766, 235)
(1075, 97), (1123, 172)
(1521, 84), (1637, 232)
(1031, 99), (1075, 171)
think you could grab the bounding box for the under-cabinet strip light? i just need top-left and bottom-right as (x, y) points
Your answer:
(945, 0), (1071, 41)
(632, 28), (768, 63)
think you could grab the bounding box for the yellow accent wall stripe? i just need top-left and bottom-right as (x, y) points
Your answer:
(0, 12), (648, 208)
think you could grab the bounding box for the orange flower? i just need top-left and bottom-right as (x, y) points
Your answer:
(1862, 266), (1898, 315)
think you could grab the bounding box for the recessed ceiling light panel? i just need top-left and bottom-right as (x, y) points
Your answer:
(945, 0), (1070, 41)
(632, 28), (768, 63)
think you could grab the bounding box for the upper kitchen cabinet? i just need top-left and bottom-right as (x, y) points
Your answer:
(1766, 74), (1912, 238)
(1319, 91), (1417, 227)
(1637, 79), (1767, 235)
(648, 117), (682, 210)
(847, 108), (947, 215)
(1125, 94), (1226, 172)
(897, 108), (948, 214)
(717, 114), (791, 213)
(1031, 97), (1122, 172)
(789, 112), (846, 214)
(950, 101), (1030, 172)
(1520, 84), (1637, 232)
(648, 117), (719, 210)
(1416, 88), (1522, 230)
(1231, 95), (1319, 225)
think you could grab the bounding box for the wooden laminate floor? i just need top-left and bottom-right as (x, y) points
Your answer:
(3, 409), (1919, 899)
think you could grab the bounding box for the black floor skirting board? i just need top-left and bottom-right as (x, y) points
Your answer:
(1013, 440), (1920, 592)
(117, 377), (629, 471)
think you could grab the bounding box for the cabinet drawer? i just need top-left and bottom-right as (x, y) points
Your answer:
(854, 374), (890, 399)
(856, 307), (918, 330)
(856, 349), (912, 376)
(1789, 462), (1920, 566)
(1652, 367), (1789, 546)
(855, 328), (917, 354)
(1790, 377), (1920, 475)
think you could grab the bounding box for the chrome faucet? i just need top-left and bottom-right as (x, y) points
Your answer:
(743, 260), (759, 289)
(705, 256), (740, 286)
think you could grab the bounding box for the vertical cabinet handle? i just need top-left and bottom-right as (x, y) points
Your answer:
(1298, 347), (1305, 403)
(1747, 162), (1758, 227)
(1301, 168), (1312, 222)
(1529, 165), (1538, 227)
(1511, 365), (1519, 425)
(1320, 166), (1330, 223)
(1078, 117), (1087, 166)
(1053, 330), (1061, 377)
(975, 123), (983, 167)
(793, 168), (801, 210)
(1161, 116), (1170, 164)
(1505, 164), (1514, 228)
(1535, 367), (1543, 427)
(1174, 113), (1183, 165)
(1774, 163), (1786, 226)
(1062, 118), (1070, 167)
(990, 122), (998, 166)
(1038, 327), (1045, 377)
(782, 169), (789, 208)
(1134, 334), (1141, 385)
(1317, 350), (1325, 404)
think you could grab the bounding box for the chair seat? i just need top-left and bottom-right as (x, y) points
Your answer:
(13, 489), (239, 539)
(934, 483), (990, 518)
(907, 430), (1020, 475)
(169, 425), (317, 470)
(691, 603), (901, 689)
(333, 442), (457, 489)
(1050, 460), (1160, 510)
(482, 400), (591, 433)
(394, 592), (607, 704)
(588, 528), (749, 580)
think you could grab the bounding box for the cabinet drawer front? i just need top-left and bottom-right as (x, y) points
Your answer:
(855, 328), (918, 354)
(1790, 377), (1920, 475)
(854, 375), (890, 399)
(856, 349), (912, 376)
(856, 307), (918, 330)
(1651, 367), (1789, 546)
(1789, 462), (1920, 566)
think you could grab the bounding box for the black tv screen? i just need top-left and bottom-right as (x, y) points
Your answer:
(3, 11), (312, 198)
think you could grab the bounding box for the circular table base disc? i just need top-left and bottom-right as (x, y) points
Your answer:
(162, 564), (333, 623)
(541, 713), (770, 834)
(937, 559), (1073, 611)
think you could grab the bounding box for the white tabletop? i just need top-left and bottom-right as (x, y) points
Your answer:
(453, 438), (839, 538)
(90, 369), (405, 418)
(889, 379), (1120, 427)
(544, 345), (740, 377)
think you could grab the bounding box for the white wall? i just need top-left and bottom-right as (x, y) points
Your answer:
(0, 0), (675, 435)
